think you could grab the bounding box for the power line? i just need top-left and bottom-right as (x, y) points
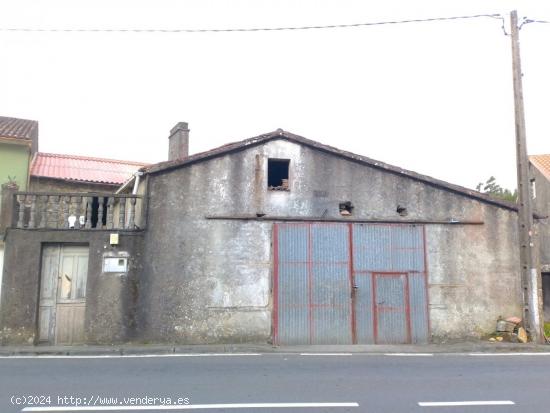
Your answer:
(0, 13), (503, 33)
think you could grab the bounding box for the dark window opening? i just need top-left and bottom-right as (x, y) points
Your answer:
(90, 197), (108, 228)
(397, 205), (408, 216)
(339, 201), (354, 216)
(268, 159), (290, 191)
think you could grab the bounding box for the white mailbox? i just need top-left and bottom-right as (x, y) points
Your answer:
(103, 257), (128, 273)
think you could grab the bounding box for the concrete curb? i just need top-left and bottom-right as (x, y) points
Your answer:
(0, 342), (548, 357)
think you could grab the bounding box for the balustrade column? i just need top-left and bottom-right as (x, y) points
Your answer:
(85, 197), (92, 229)
(28, 195), (37, 228)
(128, 197), (136, 229)
(62, 196), (70, 228)
(50, 196), (60, 228)
(118, 198), (126, 229)
(96, 198), (104, 229)
(38, 196), (48, 228)
(16, 194), (25, 228)
(106, 197), (114, 229)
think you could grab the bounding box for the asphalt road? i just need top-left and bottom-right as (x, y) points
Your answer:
(1, 352), (549, 412)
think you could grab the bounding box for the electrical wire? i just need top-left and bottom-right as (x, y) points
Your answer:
(0, 13), (503, 33)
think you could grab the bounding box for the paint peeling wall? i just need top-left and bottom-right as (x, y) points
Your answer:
(140, 139), (521, 343)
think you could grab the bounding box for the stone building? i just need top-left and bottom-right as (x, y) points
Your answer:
(0, 124), (526, 346)
(529, 155), (550, 320)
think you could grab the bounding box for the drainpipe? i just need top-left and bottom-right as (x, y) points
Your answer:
(132, 172), (143, 195)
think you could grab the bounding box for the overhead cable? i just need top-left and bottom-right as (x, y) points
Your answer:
(0, 13), (503, 33)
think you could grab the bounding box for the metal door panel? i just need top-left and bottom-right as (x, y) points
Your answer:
(275, 223), (429, 345)
(390, 226), (424, 272)
(408, 272), (429, 344)
(311, 224), (352, 344)
(352, 224), (391, 272)
(354, 273), (374, 344)
(278, 263), (309, 345)
(310, 263), (352, 344)
(375, 274), (409, 344)
(276, 224), (352, 345)
(277, 225), (310, 345)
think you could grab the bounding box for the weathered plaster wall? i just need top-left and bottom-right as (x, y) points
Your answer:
(0, 243), (3, 308)
(0, 229), (144, 345)
(426, 208), (520, 340)
(532, 166), (550, 267)
(140, 139), (521, 343)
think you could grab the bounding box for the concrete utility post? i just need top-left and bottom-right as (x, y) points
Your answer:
(510, 10), (543, 343)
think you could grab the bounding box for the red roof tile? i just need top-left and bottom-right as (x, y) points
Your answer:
(31, 152), (149, 185)
(530, 154), (550, 181)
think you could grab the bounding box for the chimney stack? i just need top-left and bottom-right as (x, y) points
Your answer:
(168, 122), (190, 161)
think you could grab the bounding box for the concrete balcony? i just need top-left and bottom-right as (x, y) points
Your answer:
(10, 192), (145, 231)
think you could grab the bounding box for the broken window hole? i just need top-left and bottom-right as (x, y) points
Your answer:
(268, 159), (290, 191)
(397, 205), (408, 217)
(339, 201), (354, 216)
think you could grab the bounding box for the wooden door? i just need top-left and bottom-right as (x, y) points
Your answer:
(38, 245), (89, 344)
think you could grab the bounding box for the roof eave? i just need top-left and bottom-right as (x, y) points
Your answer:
(143, 130), (519, 212)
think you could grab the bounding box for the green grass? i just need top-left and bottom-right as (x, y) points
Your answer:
(544, 322), (550, 337)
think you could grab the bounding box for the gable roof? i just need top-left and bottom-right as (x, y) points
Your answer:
(0, 116), (38, 141)
(530, 154), (550, 181)
(31, 152), (149, 185)
(144, 129), (519, 212)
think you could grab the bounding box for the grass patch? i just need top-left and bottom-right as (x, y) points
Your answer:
(544, 322), (550, 337)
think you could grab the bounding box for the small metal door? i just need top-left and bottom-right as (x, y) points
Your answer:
(373, 273), (409, 344)
(38, 245), (89, 345)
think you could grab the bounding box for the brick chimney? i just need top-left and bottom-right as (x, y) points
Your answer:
(168, 122), (190, 161)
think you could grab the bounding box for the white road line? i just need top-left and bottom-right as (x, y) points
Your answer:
(21, 402), (360, 411)
(384, 353), (433, 357)
(418, 401), (515, 407)
(469, 352), (550, 356)
(0, 353), (261, 359)
(299, 353), (353, 356)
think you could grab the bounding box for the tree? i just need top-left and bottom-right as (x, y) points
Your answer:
(476, 176), (518, 202)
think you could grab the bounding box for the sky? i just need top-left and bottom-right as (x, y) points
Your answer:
(1, 0), (550, 190)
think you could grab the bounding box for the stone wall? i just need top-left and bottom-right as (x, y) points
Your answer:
(29, 177), (118, 194)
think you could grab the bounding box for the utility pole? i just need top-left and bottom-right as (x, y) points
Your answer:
(510, 10), (543, 343)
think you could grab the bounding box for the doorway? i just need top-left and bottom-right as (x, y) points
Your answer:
(274, 223), (429, 345)
(38, 244), (89, 345)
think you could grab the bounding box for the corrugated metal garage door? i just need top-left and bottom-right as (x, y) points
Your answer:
(274, 223), (428, 345)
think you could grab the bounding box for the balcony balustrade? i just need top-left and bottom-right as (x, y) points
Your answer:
(12, 192), (145, 230)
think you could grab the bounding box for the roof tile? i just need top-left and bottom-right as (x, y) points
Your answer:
(31, 152), (149, 185)
(0, 116), (38, 140)
(530, 154), (550, 181)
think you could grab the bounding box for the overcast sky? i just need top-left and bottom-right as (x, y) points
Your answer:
(1, 0), (550, 190)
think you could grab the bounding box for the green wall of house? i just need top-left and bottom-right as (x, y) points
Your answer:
(0, 142), (30, 190)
